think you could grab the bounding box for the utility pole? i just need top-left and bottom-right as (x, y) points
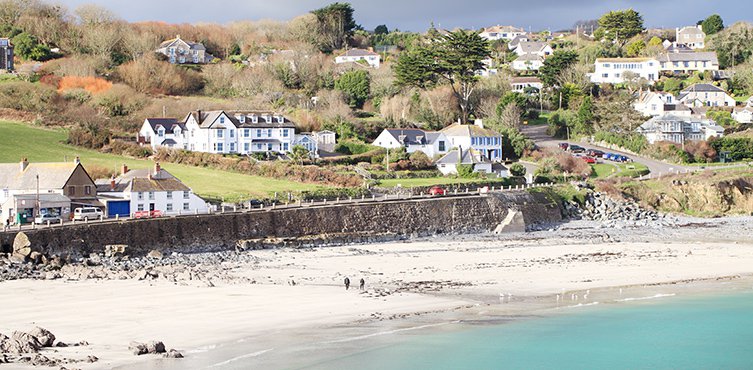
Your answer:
(36, 174), (40, 218)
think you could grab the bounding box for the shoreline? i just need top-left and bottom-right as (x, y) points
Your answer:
(1, 216), (752, 369)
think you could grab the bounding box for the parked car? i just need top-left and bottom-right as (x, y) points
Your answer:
(34, 213), (61, 225)
(73, 207), (103, 221)
(582, 156), (596, 164)
(588, 149), (604, 158)
(618, 155), (632, 163)
(558, 143), (569, 150)
(429, 186), (446, 196)
(569, 145), (586, 154)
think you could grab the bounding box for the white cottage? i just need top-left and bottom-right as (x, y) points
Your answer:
(591, 58), (659, 84)
(183, 110), (296, 155)
(372, 128), (449, 158)
(440, 121), (504, 161)
(335, 49), (381, 68)
(139, 118), (188, 150)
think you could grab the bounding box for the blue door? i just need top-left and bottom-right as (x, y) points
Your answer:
(107, 200), (130, 218)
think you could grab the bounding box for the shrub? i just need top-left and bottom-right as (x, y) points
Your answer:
(408, 151), (433, 170)
(0, 81), (58, 113)
(335, 139), (375, 155)
(456, 164), (477, 178)
(118, 54), (204, 95)
(510, 163), (526, 176)
(593, 131), (648, 153)
(335, 69), (370, 109)
(709, 137), (753, 161)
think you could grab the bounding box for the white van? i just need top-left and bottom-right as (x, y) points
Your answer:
(73, 207), (103, 221)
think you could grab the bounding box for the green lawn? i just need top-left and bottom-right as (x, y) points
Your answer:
(591, 162), (649, 178)
(0, 120), (322, 201)
(525, 111), (551, 126)
(378, 177), (504, 187)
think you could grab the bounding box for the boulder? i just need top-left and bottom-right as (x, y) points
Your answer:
(0, 331), (42, 354)
(104, 245), (128, 258)
(146, 340), (166, 354)
(164, 349), (183, 359)
(146, 250), (163, 260)
(128, 341), (148, 356)
(28, 327), (55, 347)
(12, 232), (31, 257)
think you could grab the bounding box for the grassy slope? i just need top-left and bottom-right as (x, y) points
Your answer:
(0, 120), (322, 201)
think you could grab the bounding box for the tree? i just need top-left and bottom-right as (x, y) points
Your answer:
(496, 92), (527, 115)
(576, 95), (594, 135)
(701, 14), (724, 35)
(625, 39), (646, 57)
(539, 50), (578, 87)
(374, 24), (388, 35)
(509, 163), (526, 177)
(408, 150), (432, 169)
(648, 36), (663, 47)
(594, 9), (644, 46)
(289, 145), (310, 164)
(311, 2), (357, 52)
(394, 30), (491, 124)
(335, 69), (370, 108)
(11, 32), (53, 61)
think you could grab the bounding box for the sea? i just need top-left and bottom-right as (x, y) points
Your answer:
(129, 286), (753, 370)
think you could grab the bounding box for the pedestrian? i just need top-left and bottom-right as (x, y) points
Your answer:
(344, 277), (350, 290)
(4, 218), (8, 231)
(359, 278), (365, 290)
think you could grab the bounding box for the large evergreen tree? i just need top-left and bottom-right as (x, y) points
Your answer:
(701, 14), (724, 35)
(393, 30), (491, 124)
(539, 50), (579, 87)
(311, 2), (358, 53)
(594, 9), (644, 46)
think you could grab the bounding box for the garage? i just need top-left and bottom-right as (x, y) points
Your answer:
(106, 200), (130, 218)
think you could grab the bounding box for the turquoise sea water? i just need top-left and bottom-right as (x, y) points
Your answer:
(300, 291), (753, 370)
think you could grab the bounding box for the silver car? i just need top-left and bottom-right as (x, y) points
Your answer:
(34, 214), (61, 225)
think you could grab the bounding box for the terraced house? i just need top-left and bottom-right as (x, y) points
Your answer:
(182, 110), (297, 155)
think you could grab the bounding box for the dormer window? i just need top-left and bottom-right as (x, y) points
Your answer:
(277, 116), (284, 123)
(157, 127), (165, 137)
(238, 115), (246, 123)
(264, 115), (271, 123)
(251, 115), (258, 123)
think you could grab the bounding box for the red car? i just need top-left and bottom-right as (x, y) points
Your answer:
(582, 156), (596, 164)
(429, 186), (446, 196)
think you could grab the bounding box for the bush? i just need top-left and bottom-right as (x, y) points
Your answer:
(710, 137), (753, 161)
(456, 164), (477, 178)
(335, 69), (370, 109)
(0, 81), (58, 113)
(510, 163), (526, 176)
(593, 131), (648, 153)
(118, 54), (204, 95)
(335, 139), (375, 155)
(408, 151), (433, 170)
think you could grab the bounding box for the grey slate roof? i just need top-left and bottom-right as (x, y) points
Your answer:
(340, 49), (378, 57)
(515, 53), (543, 62)
(0, 162), (82, 191)
(384, 129), (436, 146)
(436, 149), (490, 165)
(660, 52), (718, 64)
(516, 42), (549, 53)
(681, 83), (724, 93)
(145, 118), (187, 134)
(187, 110), (296, 129)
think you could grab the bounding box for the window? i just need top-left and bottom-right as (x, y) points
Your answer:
(183, 191), (190, 199)
(148, 191), (155, 200)
(438, 141), (446, 152)
(282, 129), (289, 137)
(256, 129), (262, 137)
(84, 186), (91, 195)
(256, 143), (262, 150)
(166, 203), (173, 212)
(183, 203), (190, 211)
(267, 129), (272, 137)
(602, 73), (608, 78)
(267, 143), (273, 151)
(217, 130), (224, 138)
(137, 192), (143, 200)
(68, 186), (75, 196)
(244, 129), (250, 138)
(217, 143), (224, 151)
(157, 129), (164, 137)
(137, 204), (144, 211)
(230, 143), (235, 152)
(230, 130), (235, 138)
(220, 117), (225, 124)
(244, 143), (250, 152)
(167, 191), (173, 200)
(283, 143), (289, 151)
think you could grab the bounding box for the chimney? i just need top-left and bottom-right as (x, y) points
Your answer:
(474, 119), (484, 129)
(74, 156), (80, 164)
(121, 164), (129, 175)
(20, 158), (28, 171)
(110, 175), (116, 192)
(176, 34), (181, 39)
(154, 162), (161, 175)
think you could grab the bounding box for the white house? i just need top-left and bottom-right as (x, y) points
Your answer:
(634, 91), (679, 117)
(658, 51), (719, 74)
(480, 25), (526, 41)
(513, 42), (553, 57)
(507, 34), (530, 50)
(678, 84), (736, 108)
(512, 53), (544, 71)
(335, 49), (381, 68)
(155, 35), (214, 64)
(732, 106), (753, 124)
(676, 25), (706, 50)
(440, 121), (504, 161)
(637, 115), (724, 144)
(372, 128), (449, 158)
(590, 58), (660, 84)
(435, 148), (493, 176)
(511, 77), (543, 93)
(182, 110), (296, 155)
(139, 118), (188, 150)
(96, 163), (208, 217)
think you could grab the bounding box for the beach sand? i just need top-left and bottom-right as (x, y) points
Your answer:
(1, 218), (753, 369)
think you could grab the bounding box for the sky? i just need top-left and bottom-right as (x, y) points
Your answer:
(52, 0), (752, 32)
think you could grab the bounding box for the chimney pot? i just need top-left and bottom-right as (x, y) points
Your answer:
(20, 158), (28, 171)
(154, 162), (161, 174)
(110, 176), (116, 192)
(74, 156), (80, 164)
(121, 164), (128, 175)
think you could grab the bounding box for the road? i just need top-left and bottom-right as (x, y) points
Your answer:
(521, 124), (750, 179)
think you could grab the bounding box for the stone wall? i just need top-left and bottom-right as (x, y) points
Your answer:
(0, 190), (562, 257)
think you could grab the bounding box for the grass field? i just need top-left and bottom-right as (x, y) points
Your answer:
(591, 162), (649, 178)
(0, 120), (322, 201)
(378, 177), (494, 187)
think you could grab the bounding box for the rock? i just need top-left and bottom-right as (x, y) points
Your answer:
(104, 244), (128, 257)
(55, 342), (68, 347)
(0, 331), (42, 354)
(146, 340), (166, 354)
(86, 355), (99, 363)
(146, 250), (163, 260)
(45, 271), (61, 280)
(13, 232), (31, 257)
(164, 349), (183, 359)
(129, 341), (148, 356)
(9, 253), (26, 264)
(28, 251), (43, 265)
(28, 327), (55, 347)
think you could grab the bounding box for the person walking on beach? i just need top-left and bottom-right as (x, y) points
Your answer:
(359, 278), (365, 290)
(344, 277), (350, 290)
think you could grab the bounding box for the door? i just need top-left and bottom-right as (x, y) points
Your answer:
(149, 203), (155, 211)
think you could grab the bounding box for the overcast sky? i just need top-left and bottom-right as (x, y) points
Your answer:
(53, 0), (750, 32)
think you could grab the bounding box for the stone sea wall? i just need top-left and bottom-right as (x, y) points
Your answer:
(0, 191), (563, 257)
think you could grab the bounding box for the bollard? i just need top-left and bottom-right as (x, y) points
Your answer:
(323, 199), (327, 205)
(336, 197), (340, 203)
(349, 197), (352, 202)
(372, 195), (376, 201)
(47, 220), (50, 227)
(234, 205), (237, 212)
(195, 209), (198, 215)
(272, 203), (276, 209)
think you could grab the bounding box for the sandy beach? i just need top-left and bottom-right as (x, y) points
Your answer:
(1, 217), (752, 369)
